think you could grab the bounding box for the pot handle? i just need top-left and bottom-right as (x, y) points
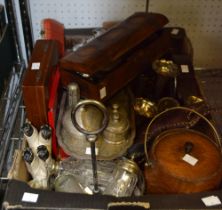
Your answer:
(144, 106), (221, 164)
(184, 141), (194, 154)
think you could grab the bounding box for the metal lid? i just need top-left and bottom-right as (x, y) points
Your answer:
(37, 145), (49, 161)
(23, 148), (34, 164)
(23, 122), (34, 137)
(104, 104), (129, 136)
(103, 106), (130, 145)
(118, 159), (140, 175)
(40, 124), (52, 140)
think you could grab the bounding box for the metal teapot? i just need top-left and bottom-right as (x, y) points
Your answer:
(57, 88), (135, 160)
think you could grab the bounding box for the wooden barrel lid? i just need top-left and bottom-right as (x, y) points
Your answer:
(151, 128), (222, 182)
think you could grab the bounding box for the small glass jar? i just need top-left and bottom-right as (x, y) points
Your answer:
(104, 159), (139, 197)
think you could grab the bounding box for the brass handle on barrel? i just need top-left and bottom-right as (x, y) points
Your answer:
(144, 106), (221, 164)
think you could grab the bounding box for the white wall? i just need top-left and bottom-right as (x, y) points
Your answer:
(29, 0), (146, 40)
(10, 0), (222, 69)
(149, 0), (222, 69)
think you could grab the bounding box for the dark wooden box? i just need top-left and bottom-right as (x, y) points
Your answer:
(60, 12), (168, 76)
(22, 39), (59, 129)
(60, 28), (172, 101)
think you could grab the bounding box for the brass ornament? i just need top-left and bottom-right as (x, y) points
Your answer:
(152, 59), (179, 77)
(134, 98), (157, 118)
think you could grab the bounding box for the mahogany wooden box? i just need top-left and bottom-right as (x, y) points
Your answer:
(59, 12), (172, 101)
(60, 12), (168, 76)
(60, 29), (172, 101)
(22, 39), (59, 129)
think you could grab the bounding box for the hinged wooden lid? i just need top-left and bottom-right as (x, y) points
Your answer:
(151, 128), (222, 182)
(60, 12), (168, 76)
